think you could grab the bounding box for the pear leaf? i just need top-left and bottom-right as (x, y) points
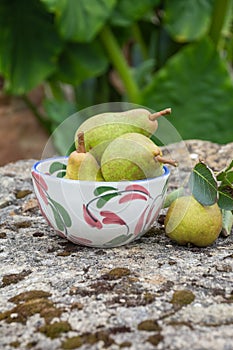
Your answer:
(189, 162), (218, 206)
(218, 185), (233, 210)
(221, 210), (233, 236)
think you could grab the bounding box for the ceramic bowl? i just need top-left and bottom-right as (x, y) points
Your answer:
(31, 157), (170, 248)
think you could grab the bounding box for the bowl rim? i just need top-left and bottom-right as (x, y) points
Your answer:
(31, 156), (170, 184)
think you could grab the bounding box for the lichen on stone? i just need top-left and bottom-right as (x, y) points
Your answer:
(1, 270), (32, 287)
(39, 321), (71, 339)
(102, 267), (131, 280)
(9, 290), (51, 304)
(137, 319), (161, 332)
(62, 331), (115, 349)
(170, 290), (195, 308)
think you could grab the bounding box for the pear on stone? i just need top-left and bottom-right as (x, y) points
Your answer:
(75, 108), (171, 162)
(164, 196), (222, 247)
(65, 132), (104, 181)
(101, 132), (177, 181)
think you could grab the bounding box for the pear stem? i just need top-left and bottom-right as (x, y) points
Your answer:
(149, 108), (172, 121)
(155, 155), (178, 167)
(77, 132), (86, 153)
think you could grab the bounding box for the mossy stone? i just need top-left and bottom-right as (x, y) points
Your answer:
(170, 290), (195, 307)
(9, 290), (51, 304)
(138, 319), (161, 332)
(39, 321), (71, 339)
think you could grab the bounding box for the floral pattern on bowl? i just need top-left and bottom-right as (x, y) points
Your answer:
(31, 157), (170, 248)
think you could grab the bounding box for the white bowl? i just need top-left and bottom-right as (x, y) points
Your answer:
(31, 157), (170, 248)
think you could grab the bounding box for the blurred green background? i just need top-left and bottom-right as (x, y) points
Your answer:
(0, 0), (233, 154)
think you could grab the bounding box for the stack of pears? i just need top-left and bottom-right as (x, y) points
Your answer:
(65, 108), (177, 182)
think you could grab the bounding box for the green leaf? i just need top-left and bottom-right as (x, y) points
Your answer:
(56, 171), (67, 178)
(103, 234), (134, 246)
(43, 0), (116, 42)
(43, 99), (77, 126)
(142, 38), (233, 144)
(49, 161), (66, 174)
(94, 186), (118, 196)
(49, 203), (65, 231)
(164, 0), (214, 42)
(189, 162), (218, 206)
(0, 0), (62, 94)
(50, 199), (72, 227)
(110, 0), (160, 27)
(217, 160), (233, 182)
(57, 41), (108, 85)
(96, 193), (119, 208)
(218, 185), (233, 210)
(221, 209), (233, 236)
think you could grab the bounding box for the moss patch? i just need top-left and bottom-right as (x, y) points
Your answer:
(170, 290), (195, 308)
(138, 319), (161, 332)
(14, 221), (32, 229)
(102, 267), (131, 280)
(147, 333), (164, 346)
(62, 331), (115, 349)
(39, 321), (71, 339)
(15, 189), (32, 199)
(9, 290), (51, 304)
(9, 341), (20, 348)
(0, 290), (63, 324)
(1, 270), (32, 287)
(119, 341), (132, 348)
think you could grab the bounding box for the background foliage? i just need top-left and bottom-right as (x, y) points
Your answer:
(0, 0), (233, 154)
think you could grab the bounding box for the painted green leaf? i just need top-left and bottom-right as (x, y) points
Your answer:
(49, 162), (66, 174)
(0, 0), (62, 94)
(50, 199), (72, 227)
(103, 234), (134, 247)
(56, 171), (67, 178)
(43, 0), (116, 42)
(142, 38), (233, 144)
(111, 0), (160, 26)
(164, 0), (214, 42)
(96, 193), (119, 208)
(49, 204), (65, 231)
(189, 162), (218, 206)
(94, 186), (118, 196)
(57, 41), (108, 85)
(218, 186), (233, 210)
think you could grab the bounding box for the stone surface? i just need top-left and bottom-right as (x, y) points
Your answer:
(0, 140), (233, 350)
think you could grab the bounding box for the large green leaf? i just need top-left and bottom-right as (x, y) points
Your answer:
(0, 0), (62, 94)
(43, 0), (116, 42)
(188, 162), (218, 206)
(164, 0), (214, 42)
(110, 0), (160, 27)
(57, 41), (108, 84)
(142, 38), (233, 144)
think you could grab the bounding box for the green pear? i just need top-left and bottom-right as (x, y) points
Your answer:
(75, 108), (171, 162)
(101, 132), (177, 181)
(65, 132), (104, 181)
(164, 196), (222, 247)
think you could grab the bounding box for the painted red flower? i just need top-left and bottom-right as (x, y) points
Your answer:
(32, 171), (48, 205)
(134, 205), (149, 236)
(146, 205), (162, 228)
(83, 205), (102, 229)
(119, 193), (147, 204)
(125, 184), (150, 196)
(100, 211), (126, 226)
